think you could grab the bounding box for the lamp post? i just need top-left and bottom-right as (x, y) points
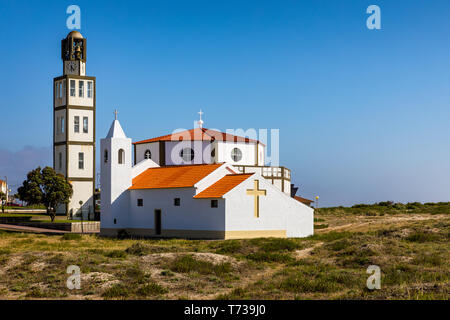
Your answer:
(79, 200), (84, 234)
(315, 196), (319, 210)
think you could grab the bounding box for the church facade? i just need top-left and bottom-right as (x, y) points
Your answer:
(100, 118), (314, 239)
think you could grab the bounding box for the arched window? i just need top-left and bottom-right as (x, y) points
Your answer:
(231, 148), (242, 162)
(144, 149), (151, 159)
(211, 148), (215, 158)
(180, 148), (194, 161)
(104, 149), (108, 163)
(118, 149), (125, 164)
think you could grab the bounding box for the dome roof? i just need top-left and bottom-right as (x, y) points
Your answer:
(67, 30), (83, 39)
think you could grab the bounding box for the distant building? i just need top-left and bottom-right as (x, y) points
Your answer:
(0, 179), (6, 195)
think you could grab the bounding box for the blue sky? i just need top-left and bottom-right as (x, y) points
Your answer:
(1, 0), (450, 206)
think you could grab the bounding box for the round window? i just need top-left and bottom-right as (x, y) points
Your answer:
(180, 148), (194, 161)
(231, 148), (242, 162)
(144, 150), (151, 159)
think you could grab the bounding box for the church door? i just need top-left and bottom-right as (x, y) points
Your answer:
(154, 209), (162, 235)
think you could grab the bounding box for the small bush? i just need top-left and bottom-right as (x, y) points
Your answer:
(117, 229), (129, 239)
(105, 250), (127, 259)
(26, 287), (46, 298)
(125, 243), (150, 256)
(215, 240), (242, 254)
(170, 255), (232, 276)
(326, 239), (351, 251)
(413, 253), (442, 266)
(62, 233), (82, 240)
(246, 252), (293, 263)
(102, 283), (129, 298)
(314, 224), (329, 229)
(405, 232), (440, 243)
(137, 283), (167, 296)
(260, 238), (300, 252)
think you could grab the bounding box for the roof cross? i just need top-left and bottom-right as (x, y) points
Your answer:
(114, 109), (118, 120)
(197, 109), (204, 128)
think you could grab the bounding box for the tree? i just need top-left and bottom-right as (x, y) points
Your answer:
(0, 191), (6, 213)
(17, 166), (73, 222)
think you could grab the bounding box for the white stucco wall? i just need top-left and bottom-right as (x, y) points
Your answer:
(165, 141), (215, 165)
(100, 132), (133, 230)
(217, 141), (258, 166)
(128, 188), (225, 231)
(68, 144), (94, 178)
(67, 79), (94, 107)
(224, 173), (313, 238)
(68, 180), (94, 218)
(54, 145), (66, 175)
(54, 79), (67, 107)
(68, 109), (94, 142)
(135, 142), (160, 165)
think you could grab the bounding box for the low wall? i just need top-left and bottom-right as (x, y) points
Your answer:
(0, 221), (100, 232)
(2, 209), (47, 214)
(0, 217), (33, 223)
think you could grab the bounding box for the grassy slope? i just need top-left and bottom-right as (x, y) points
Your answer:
(0, 203), (448, 300)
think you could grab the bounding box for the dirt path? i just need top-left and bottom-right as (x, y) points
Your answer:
(316, 214), (446, 233)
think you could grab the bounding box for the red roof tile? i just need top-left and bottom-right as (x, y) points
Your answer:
(133, 128), (264, 145)
(129, 164), (222, 190)
(194, 174), (254, 198)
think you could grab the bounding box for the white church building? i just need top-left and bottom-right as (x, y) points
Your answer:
(100, 116), (314, 239)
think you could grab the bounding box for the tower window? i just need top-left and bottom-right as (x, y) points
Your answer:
(211, 200), (218, 208)
(78, 152), (84, 169)
(58, 152), (62, 170)
(59, 82), (63, 99)
(144, 150), (151, 159)
(137, 199), (143, 207)
(70, 80), (76, 97)
(180, 148), (194, 162)
(231, 148), (242, 162)
(56, 117), (60, 134)
(174, 198), (180, 206)
(74, 116), (79, 133)
(118, 149), (125, 164)
(61, 117), (65, 134)
(83, 117), (88, 133)
(104, 149), (108, 163)
(87, 81), (93, 98)
(79, 81), (84, 97)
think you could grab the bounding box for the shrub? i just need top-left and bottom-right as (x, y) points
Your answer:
(215, 240), (242, 254)
(260, 238), (300, 252)
(105, 250), (127, 259)
(170, 255), (232, 276)
(326, 239), (351, 252)
(137, 282), (167, 296)
(26, 287), (46, 298)
(61, 233), (82, 240)
(377, 201), (394, 207)
(125, 243), (150, 256)
(102, 283), (129, 298)
(117, 229), (129, 239)
(246, 252), (293, 263)
(314, 224), (329, 229)
(405, 232), (440, 243)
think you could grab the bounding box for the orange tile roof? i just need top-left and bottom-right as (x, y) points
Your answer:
(194, 174), (254, 199)
(133, 128), (264, 146)
(130, 164), (222, 190)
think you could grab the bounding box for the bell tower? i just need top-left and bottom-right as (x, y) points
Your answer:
(53, 31), (96, 219)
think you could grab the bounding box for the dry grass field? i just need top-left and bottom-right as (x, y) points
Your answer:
(0, 202), (448, 300)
